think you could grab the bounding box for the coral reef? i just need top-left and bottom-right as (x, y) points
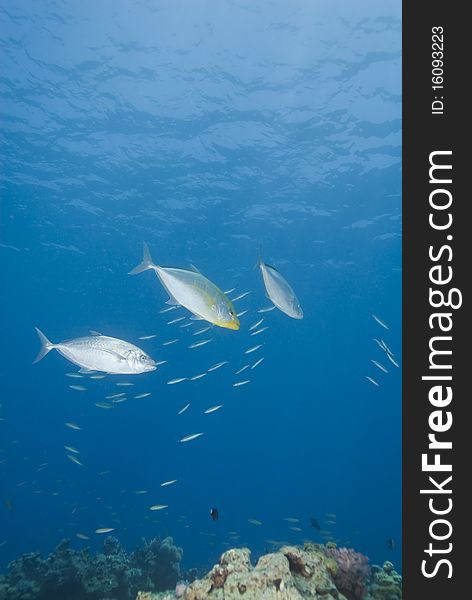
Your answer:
(133, 544), (401, 600)
(363, 561), (402, 600)
(325, 545), (371, 600)
(0, 536), (182, 600)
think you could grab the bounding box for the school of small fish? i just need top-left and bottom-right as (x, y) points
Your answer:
(4, 243), (396, 555)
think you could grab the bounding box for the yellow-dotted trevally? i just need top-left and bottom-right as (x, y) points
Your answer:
(258, 259), (303, 319)
(33, 329), (156, 374)
(129, 243), (240, 330)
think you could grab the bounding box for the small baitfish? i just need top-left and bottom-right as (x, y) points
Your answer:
(33, 328), (156, 375)
(129, 243), (240, 330)
(258, 259), (303, 319)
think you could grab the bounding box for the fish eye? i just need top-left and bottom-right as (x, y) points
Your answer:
(140, 354), (146, 361)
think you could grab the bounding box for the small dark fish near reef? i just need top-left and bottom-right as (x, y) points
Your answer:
(210, 508), (219, 521)
(310, 517), (320, 530)
(386, 538), (395, 550)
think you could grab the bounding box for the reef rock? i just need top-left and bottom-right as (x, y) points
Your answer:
(363, 561), (402, 600)
(181, 544), (347, 600)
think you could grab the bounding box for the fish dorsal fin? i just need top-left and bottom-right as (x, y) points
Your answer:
(89, 330), (103, 336)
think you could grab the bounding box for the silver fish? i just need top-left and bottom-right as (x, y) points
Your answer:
(365, 376), (379, 387)
(249, 318), (264, 331)
(129, 243), (239, 330)
(372, 314), (389, 330)
(33, 329), (156, 375)
(371, 359), (389, 373)
(258, 259), (303, 319)
(245, 344), (263, 354)
(386, 353), (400, 368)
(180, 432), (204, 443)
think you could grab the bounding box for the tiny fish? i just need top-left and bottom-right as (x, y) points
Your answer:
(69, 385), (87, 391)
(233, 380), (250, 387)
(207, 361), (228, 372)
(95, 527), (114, 534)
(371, 359), (389, 373)
(163, 339), (179, 346)
(250, 327), (269, 336)
(180, 432), (204, 443)
(138, 334), (157, 340)
(245, 344), (262, 354)
(204, 404), (223, 414)
(366, 376), (379, 387)
(95, 402), (113, 409)
(188, 339), (212, 349)
(283, 518), (299, 523)
(236, 310), (248, 317)
(386, 353), (400, 368)
(179, 322), (193, 328)
(134, 490), (148, 494)
(134, 392), (152, 399)
(161, 480), (177, 487)
(290, 527), (302, 532)
(249, 318), (264, 331)
(386, 538), (395, 550)
(65, 446), (79, 454)
(106, 392), (126, 399)
(178, 403), (190, 415)
(257, 306), (276, 313)
(168, 316), (186, 325)
(190, 373), (207, 381)
(112, 397), (127, 404)
(67, 454), (83, 466)
(149, 504), (168, 511)
(231, 291), (251, 302)
(372, 314), (389, 329)
(372, 338), (384, 350)
(251, 357), (264, 370)
(65, 422), (81, 430)
(248, 518), (263, 526)
(193, 326), (211, 336)
(90, 374), (106, 379)
(116, 382), (134, 387)
(167, 378), (187, 385)
(155, 360), (168, 366)
(235, 365), (250, 374)
(65, 372), (83, 379)
(159, 306), (178, 313)
(76, 533), (89, 540)
(379, 339), (388, 351)
(224, 288), (236, 294)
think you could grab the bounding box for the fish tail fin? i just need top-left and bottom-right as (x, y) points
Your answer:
(33, 327), (56, 363)
(129, 242), (157, 275)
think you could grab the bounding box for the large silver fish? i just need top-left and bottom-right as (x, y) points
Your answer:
(129, 243), (239, 330)
(33, 329), (156, 374)
(258, 259), (303, 319)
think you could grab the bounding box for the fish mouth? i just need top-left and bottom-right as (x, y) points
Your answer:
(222, 319), (240, 331)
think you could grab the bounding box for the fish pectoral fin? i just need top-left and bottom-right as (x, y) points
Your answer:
(78, 367), (95, 374)
(101, 349), (127, 362)
(89, 330), (103, 336)
(189, 315), (204, 321)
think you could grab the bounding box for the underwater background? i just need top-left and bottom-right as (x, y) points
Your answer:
(0, 0), (401, 588)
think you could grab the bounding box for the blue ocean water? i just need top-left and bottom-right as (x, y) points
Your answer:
(0, 0), (401, 581)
